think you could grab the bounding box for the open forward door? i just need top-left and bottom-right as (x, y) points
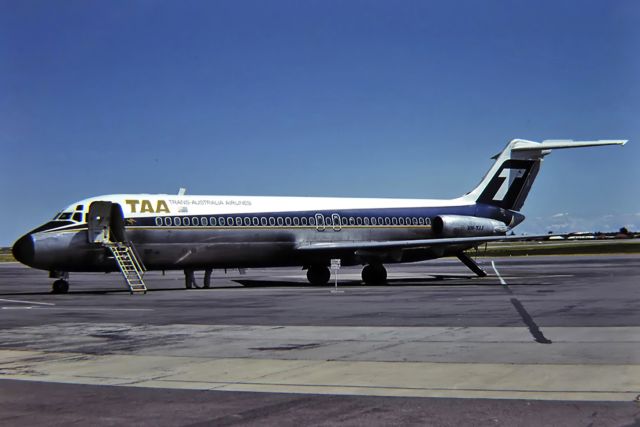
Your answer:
(87, 201), (126, 244)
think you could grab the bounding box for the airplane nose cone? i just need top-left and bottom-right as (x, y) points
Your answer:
(12, 234), (34, 266)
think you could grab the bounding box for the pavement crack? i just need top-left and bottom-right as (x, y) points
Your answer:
(492, 261), (552, 344)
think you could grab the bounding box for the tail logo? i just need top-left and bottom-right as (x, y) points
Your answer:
(493, 168), (527, 201)
(477, 159), (535, 209)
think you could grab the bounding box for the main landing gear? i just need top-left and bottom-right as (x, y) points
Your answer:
(362, 264), (387, 285)
(307, 265), (330, 286)
(306, 264), (389, 286)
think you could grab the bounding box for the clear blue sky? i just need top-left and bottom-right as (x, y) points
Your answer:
(1, 0), (639, 245)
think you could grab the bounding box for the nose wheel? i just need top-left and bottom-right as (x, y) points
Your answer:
(51, 279), (69, 294)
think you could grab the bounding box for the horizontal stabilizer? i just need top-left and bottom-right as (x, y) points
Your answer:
(511, 139), (627, 152)
(471, 138), (628, 211)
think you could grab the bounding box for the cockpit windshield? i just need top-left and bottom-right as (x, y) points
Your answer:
(53, 204), (85, 222)
(55, 212), (73, 220)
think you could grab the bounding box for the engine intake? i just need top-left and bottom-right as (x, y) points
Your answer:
(432, 215), (508, 237)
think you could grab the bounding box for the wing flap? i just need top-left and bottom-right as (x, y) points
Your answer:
(296, 234), (555, 252)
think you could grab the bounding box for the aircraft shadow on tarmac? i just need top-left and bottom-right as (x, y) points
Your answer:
(233, 275), (493, 288)
(0, 288), (157, 297)
(0, 277), (551, 296)
(229, 276), (553, 288)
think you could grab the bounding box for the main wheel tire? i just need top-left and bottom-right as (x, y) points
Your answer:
(362, 264), (387, 285)
(307, 265), (330, 286)
(52, 279), (69, 294)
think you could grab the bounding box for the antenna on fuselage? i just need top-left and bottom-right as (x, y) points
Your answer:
(178, 188), (187, 196)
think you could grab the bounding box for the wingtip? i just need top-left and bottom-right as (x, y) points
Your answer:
(598, 139), (628, 146)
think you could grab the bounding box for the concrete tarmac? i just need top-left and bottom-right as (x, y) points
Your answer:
(0, 255), (639, 426)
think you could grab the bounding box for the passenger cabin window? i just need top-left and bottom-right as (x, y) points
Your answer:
(192, 217), (199, 226)
(253, 217), (259, 226)
(277, 217), (283, 226)
(356, 217), (362, 225)
(164, 217), (172, 226)
(183, 217), (191, 226)
(261, 217), (268, 226)
(293, 217), (299, 226)
(285, 217), (292, 226)
(155, 217), (163, 226)
(418, 217), (425, 225)
(269, 217), (275, 226)
(301, 217), (308, 226)
(392, 217), (398, 225)
(244, 217), (251, 226)
(398, 217), (404, 225)
(371, 217), (377, 225)
(364, 217), (370, 225)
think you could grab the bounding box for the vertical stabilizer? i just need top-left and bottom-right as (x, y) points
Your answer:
(458, 139), (627, 211)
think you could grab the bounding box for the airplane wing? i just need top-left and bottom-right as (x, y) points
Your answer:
(296, 234), (556, 253)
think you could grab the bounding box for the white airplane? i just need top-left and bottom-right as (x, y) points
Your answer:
(12, 138), (626, 294)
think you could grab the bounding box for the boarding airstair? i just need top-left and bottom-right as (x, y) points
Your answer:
(105, 242), (147, 294)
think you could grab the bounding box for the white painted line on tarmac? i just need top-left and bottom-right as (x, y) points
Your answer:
(32, 307), (154, 311)
(491, 261), (507, 286)
(0, 298), (55, 306)
(502, 274), (574, 279)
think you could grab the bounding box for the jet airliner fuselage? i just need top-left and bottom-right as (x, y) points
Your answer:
(12, 139), (627, 293)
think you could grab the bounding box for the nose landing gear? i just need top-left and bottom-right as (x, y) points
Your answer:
(50, 271), (70, 294)
(52, 279), (69, 294)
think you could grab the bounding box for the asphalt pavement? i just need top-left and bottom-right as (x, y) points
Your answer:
(1, 255), (639, 426)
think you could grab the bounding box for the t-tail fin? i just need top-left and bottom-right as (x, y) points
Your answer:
(459, 139), (627, 211)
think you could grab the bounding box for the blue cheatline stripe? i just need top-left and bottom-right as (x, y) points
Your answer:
(39, 204), (516, 233)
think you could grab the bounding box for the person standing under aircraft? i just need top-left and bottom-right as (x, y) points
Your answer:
(184, 269), (199, 289)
